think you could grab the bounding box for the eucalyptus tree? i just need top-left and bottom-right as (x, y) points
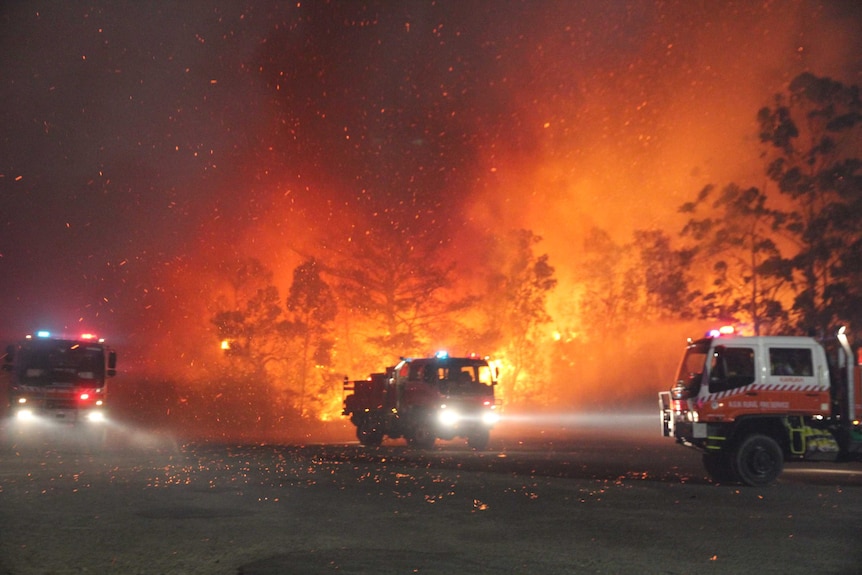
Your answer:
(757, 72), (862, 335)
(679, 183), (792, 334)
(572, 227), (693, 334)
(633, 229), (697, 320)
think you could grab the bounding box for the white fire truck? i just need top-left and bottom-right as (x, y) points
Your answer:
(3, 331), (117, 425)
(659, 326), (862, 486)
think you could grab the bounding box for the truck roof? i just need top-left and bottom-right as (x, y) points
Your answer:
(701, 335), (821, 346)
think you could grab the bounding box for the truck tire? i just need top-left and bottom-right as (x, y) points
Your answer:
(732, 433), (784, 487)
(467, 429), (490, 450)
(407, 423), (436, 449)
(702, 452), (738, 483)
(356, 415), (384, 447)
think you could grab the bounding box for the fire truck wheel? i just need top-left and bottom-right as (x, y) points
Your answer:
(701, 453), (738, 483)
(407, 424), (436, 449)
(356, 417), (384, 447)
(732, 434), (784, 487)
(467, 429), (490, 450)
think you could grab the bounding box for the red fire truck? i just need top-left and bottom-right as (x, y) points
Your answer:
(3, 331), (117, 425)
(343, 351), (500, 449)
(659, 326), (862, 486)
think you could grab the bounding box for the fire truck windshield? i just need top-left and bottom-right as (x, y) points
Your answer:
(440, 360), (494, 397)
(451, 363), (494, 386)
(672, 339), (710, 399)
(16, 340), (105, 385)
(404, 358), (495, 396)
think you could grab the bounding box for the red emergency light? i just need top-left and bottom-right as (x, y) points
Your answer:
(26, 331), (105, 342)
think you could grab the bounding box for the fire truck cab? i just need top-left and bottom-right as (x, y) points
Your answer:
(659, 327), (862, 486)
(3, 331), (117, 425)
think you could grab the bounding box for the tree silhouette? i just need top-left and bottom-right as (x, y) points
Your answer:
(572, 227), (693, 335)
(633, 229), (697, 320)
(570, 227), (628, 329)
(328, 222), (467, 358)
(678, 73), (861, 337)
(757, 72), (862, 334)
(211, 258), (286, 372)
(680, 183), (792, 334)
(480, 229), (556, 403)
(286, 257), (337, 417)
(209, 257), (290, 429)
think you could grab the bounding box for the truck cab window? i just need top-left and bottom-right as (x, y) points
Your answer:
(769, 348), (813, 377)
(709, 346), (755, 392)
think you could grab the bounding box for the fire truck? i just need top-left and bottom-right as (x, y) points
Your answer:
(342, 351), (500, 449)
(659, 326), (862, 486)
(2, 331), (117, 425)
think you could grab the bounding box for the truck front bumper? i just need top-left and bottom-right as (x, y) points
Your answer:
(13, 406), (106, 425)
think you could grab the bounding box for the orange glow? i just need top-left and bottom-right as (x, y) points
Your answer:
(117, 3), (860, 440)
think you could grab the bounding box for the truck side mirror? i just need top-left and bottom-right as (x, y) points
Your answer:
(2, 344), (13, 371)
(107, 350), (117, 377)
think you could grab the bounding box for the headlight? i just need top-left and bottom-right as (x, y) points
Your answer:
(86, 410), (105, 423)
(438, 408), (460, 426)
(16, 408), (35, 421)
(482, 410), (500, 426)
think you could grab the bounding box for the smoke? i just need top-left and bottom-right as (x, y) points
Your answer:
(152, 1), (862, 403)
(464, 1), (862, 253)
(0, 414), (179, 454)
(2, 2), (860, 434)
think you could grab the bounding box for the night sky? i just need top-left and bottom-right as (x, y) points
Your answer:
(1, 1), (861, 345)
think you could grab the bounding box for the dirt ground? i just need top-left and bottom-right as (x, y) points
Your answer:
(0, 418), (860, 575)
